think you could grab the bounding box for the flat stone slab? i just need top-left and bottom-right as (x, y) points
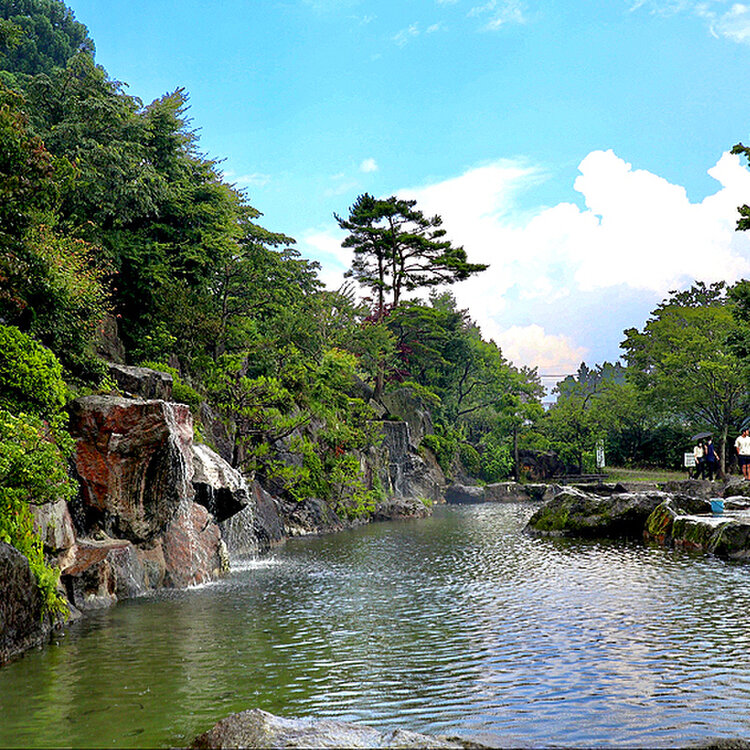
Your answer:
(645, 500), (750, 560)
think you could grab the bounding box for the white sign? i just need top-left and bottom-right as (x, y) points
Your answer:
(684, 453), (696, 468)
(596, 442), (605, 469)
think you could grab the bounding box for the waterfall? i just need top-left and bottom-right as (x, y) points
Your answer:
(219, 502), (258, 560)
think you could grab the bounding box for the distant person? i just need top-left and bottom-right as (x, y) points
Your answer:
(735, 428), (750, 480)
(693, 440), (705, 480)
(704, 437), (719, 481)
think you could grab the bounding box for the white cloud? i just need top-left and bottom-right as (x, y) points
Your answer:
(491, 324), (587, 374)
(633, 1), (750, 44)
(360, 157), (378, 173)
(300, 227), (351, 289)
(393, 23), (420, 46)
(469, 0), (526, 29)
(299, 151), (750, 370)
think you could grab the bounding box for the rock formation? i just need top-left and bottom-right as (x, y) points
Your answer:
(191, 708), (469, 749)
(0, 543), (55, 666)
(525, 486), (670, 538)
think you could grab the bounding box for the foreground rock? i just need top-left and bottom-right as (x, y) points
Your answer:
(107, 363), (173, 401)
(525, 486), (669, 538)
(69, 396), (195, 542)
(64, 395), (230, 608)
(191, 708), (473, 749)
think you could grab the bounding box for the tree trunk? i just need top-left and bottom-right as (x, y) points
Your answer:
(513, 423), (519, 481)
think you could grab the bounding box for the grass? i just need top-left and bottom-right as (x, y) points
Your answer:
(602, 466), (690, 483)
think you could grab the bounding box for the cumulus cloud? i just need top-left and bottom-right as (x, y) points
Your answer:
(360, 157), (378, 173)
(490, 324), (587, 375)
(298, 150), (750, 371)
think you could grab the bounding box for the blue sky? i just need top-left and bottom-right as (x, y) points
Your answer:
(67, 0), (750, 385)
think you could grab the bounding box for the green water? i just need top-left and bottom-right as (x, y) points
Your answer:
(2, 503), (750, 748)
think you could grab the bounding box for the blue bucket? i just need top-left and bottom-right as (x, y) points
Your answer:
(710, 498), (724, 515)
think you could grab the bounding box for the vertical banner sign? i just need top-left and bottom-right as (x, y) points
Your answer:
(596, 441), (605, 469)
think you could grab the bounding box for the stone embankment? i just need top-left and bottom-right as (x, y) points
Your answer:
(524, 478), (750, 561)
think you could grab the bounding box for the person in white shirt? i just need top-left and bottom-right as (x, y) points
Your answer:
(692, 441), (705, 479)
(735, 428), (750, 480)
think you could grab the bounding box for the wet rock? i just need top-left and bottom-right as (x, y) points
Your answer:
(69, 396), (194, 543)
(373, 496), (432, 521)
(108, 363), (173, 401)
(660, 479), (717, 500)
(525, 487), (669, 538)
(722, 479), (750, 499)
(60, 538), (147, 610)
(192, 443), (250, 523)
(445, 484), (485, 504)
(380, 422), (445, 502)
(281, 496), (345, 537)
(0, 542), (52, 666)
(191, 708), (466, 749)
(161, 499), (223, 588)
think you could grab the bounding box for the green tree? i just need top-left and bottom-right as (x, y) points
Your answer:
(335, 193), (488, 319)
(0, 0), (93, 79)
(622, 282), (746, 474)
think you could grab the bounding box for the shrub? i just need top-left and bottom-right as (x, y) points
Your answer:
(0, 324), (67, 417)
(0, 409), (72, 616)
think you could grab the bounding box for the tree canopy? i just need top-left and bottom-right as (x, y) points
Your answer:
(335, 193), (488, 319)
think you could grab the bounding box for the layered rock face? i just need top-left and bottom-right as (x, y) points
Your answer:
(64, 395), (228, 609)
(379, 421), (444, 502)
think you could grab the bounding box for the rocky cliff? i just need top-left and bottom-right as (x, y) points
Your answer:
(3, 367), (448, 665)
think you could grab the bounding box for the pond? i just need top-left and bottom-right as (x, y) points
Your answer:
(2, 502), (750, 748)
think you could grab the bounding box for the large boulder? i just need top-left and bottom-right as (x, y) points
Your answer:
(525, 487), (670, 538)
(280, 496), (345, 537)
(61, 538), (147, 610)
(160, 499), (224, 588)
(518, 449), (568, 481)
(722, 479), (750, 499)
(221, 481), (286, 556)
(644, 499), (750, 560)
(69, 396), (195, 543)
(191, 708), (466, 749)
(372, 496), (432, 521)
(108, 363), (173, 401)
(445, 483), (485, 504)
(660, 479), (718, 500)
(0, 542), (53, 665)
(192, 443), (250, 523)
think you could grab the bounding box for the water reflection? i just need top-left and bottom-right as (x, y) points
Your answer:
(1, 503), (750, 748)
